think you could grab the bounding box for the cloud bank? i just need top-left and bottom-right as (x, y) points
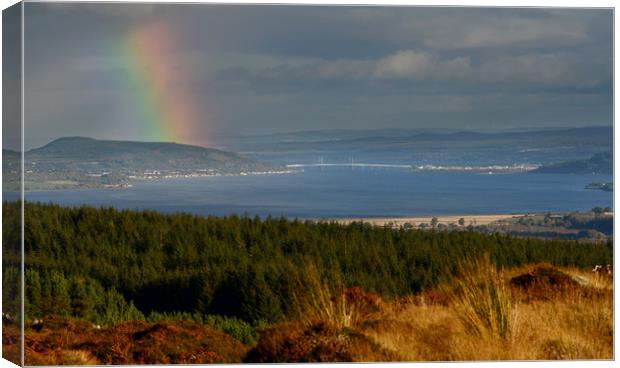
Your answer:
(20, 4), (613, 148)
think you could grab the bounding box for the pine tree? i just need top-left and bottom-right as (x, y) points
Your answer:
(25, 269), (42, 320)
(49, 271), (71, 317)
(69, 278), (95, 319)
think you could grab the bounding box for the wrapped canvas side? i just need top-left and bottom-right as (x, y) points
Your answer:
(2, 2), (24, 366)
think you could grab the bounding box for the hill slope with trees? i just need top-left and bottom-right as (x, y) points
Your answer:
(3, 201), (611, 327)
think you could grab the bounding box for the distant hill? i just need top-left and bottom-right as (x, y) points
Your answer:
(240, 128), (449, 144)
(231, 126), (613, 167)
(7, 137), (285, 190)
(234, 126), (611, 153)
(240, 126), (610, 144)
(240, 126), (611, 147)
(29, 137), (270, 169)
(532, 152), (612, 174)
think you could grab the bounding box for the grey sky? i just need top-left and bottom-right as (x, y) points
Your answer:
(3, 3), (21, 151)
(14, 3), (614, 149)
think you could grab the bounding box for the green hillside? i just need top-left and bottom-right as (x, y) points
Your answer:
(4, 137), (284, 190)
(4, 201), (611, 327)
(533, 152), (612, 174)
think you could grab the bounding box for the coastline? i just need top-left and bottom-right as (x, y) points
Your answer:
(328, 211), (614, 228)
(329, 214), (529, 227)
(8, 168), (301, 193)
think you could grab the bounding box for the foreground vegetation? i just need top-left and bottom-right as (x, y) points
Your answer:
(246, 260), (613, 362)
(1, 201), (613, 363)
(3, 260), (612, 363)
(3, 318), (248, 364)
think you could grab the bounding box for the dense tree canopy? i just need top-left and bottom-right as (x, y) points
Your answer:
(3, 201), (612, 326)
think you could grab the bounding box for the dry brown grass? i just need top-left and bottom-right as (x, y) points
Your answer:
(4, 317), (249, 365)
(6, 262), (612, 364)
(448, 255), (515, 340)
(250, 261), (613, 362)
(359, 262), (613, 361)
(246, 265), (398, 362)
(292, 264), (364, 329)
(244, 320), (399, 363)
(2, 321), (22, 365)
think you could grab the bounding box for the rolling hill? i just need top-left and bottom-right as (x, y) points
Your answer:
(533, 152), (612, 174)
(5, 137), (285, 190)
(231, 126), (613, 167)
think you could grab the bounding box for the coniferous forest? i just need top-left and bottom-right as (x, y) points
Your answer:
(3, 201), (612, 328)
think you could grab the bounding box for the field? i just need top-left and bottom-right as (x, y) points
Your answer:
(335, 214), (521, 227)
(335, 211), (614, 241)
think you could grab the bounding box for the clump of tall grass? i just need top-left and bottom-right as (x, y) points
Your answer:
(449, 254), (514, 340)
(292, 264), (357, 329)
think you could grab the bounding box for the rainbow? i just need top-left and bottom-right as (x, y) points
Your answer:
(123, 21), (206, 145)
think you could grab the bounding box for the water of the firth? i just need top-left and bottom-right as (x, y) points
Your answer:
(18, 167), (613, 219)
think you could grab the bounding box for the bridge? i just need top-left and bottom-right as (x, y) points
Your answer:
(285, 157), (413, 169)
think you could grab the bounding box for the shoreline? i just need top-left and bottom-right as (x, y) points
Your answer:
(9, 169), (301, 193)
(0, 198), (613, 228)
(329, 214), (533, 227)
(328, 212), (614, 227)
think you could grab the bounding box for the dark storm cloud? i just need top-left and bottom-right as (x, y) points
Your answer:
(21, 3), (612, 148)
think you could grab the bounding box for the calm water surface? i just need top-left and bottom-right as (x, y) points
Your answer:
(17, 168), (613, 218)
